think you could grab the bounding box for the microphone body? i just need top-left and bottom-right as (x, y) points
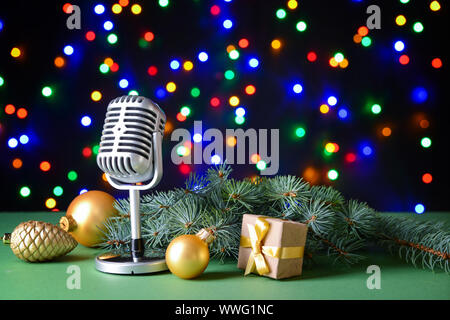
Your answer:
(96, 95), (166, 264)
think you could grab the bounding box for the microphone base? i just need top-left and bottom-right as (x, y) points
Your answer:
(95, 254), (168, 275)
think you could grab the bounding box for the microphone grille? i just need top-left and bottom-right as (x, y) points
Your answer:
(97, 95), (165, 182)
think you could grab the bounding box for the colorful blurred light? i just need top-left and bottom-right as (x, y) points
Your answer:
(307, 51), (317, 62)
(245, 85), (256, 95)
(431, 58), (442, 69)
(229, 96), (240, 107)
(170, 59), (180, 70)
(40, 161), (51, 172)
(193, 133), (202, 143)
(271, 39), (282, 50)
(394, 40), (405, 52)
(147, 65), (158, 76)
(430, 1), (441, 11)
(45, 198), (57, 209)
(421, 137), (432, 148)
(53, 186), (64, 197)
(86, 31), (96, 41)
(338, 108), (348, 119)
(210, 97), (220, 107)
(131, 4), (142, 14)
(361, 36), (372, 47)
(411, 87), (428, 103)
(399, 55), (410, 65)
(256, 160), (267, 171)
(211, 155), (221, 165)
(103, 21), (114, 31)
(422, 173), (432, 184)
(20, 186), (31, 198)
(327, 169), (339, 181)
(8, 138), (18, 148)
(67, 170), (78, 181)
(11, 47), (21, 58)
(276, 9), (287, 19)
(198, 51), (209, 62)
(296, 21), (307, 32)
(94, 4), (105, 14)
(91, 90), (102, 101)
(42, 86), (53, 97)
(229, 49), (240, 60)
(223, 19), (233, 29)
(293, 84), (303, 94)
(107, 33), (118, 44)
(295, 127), (306, 138)
(81, 115), (92, 126)
(414, 204), (425, 214)
(235, 107), (246, 117)
(248, 58), (259, 68)
(371, 104), (382, 114)
(395, 15), (407, 26)
(327, 96), (337, 106)
(413, 22), (424, 33)
(19, 134), (29, 144)
(119, 79), (129, 88)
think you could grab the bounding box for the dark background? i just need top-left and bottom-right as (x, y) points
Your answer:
(0, 0), (447, 212)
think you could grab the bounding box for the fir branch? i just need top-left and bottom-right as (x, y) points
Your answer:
(223, 178), (261, 211)
(262, 175), (310, 208)
(294, 199), (337, 236)
(309, 185), (345, 207)
(335, 200), (378, 239)
(376, 216), (449, 273)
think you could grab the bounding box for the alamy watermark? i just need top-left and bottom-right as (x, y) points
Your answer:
(366, 265), (381, 289)
(66, 265), (81, 290)
(171, 121), (279, 175)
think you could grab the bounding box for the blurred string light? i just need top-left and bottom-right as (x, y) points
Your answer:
(319, 104), (329, 114)
(235, 107), (246, 117)
(131, 4), (142, 14)
(296, 21), (307, 32)
(411, 87), (428, 103)
(147, 65), (158, 76)
(287, 0), (298, 10)
(414, 203), (425, 214)
(53, 186), (64, 197)
(8, 138), (18, 148)
(166, 82), (176, 92)
(256, 160), (267, 171)
(295, 127), (306, 138)
(422, 173), (433, 184)
(128, 90), (139, 95)
(40, 161), (51, 172)
(292, 83), (303, 94)
(94, 4), (105, 14)
(11, 47), (21, 58)
(67, 170), (78, 181)
(170, 59), (180, 70)
(248, 58), (259, 68)
(198, 51), (208, 62)
(371, 104), (382, 114)
(86, 31), (96, 41)
(430, 1), (441, 11)
(421, 137), (432, 148)
(210, 5), (220, 15)
(17, 108), (28, 119)
(271, 39), (282, 50)
(395, 15), (407, 26)
(327, 96), (337, 106)
(394, 40), (405, 52)
(211, 155), (221, 165)
(229, 49), (240, 60)
(361, 36), (372, 47)
(12, 158), (23, 169)
(235, 116), (245, 125)
(159, 0), (169, 7)
(183, 61), (193, 71)
(63, 45), (74, 55)
(42, 86), (53, 97)
(103, 21), (114, 31)
(431, 58), (442, 69)
(245, 85), (256, 95)
(338, 108), (349, 119)
(193, 133), (202, 143)
(224, 70), (235, 80)
(413, 22), (424, 33)
(81, 115), (92, 126)
(307, 51), (317, 62)
(399, 54), (409, 65)
(20, 186), (31, 198)
(119, 78), (129, 88)
(91, 90), (102, 101)
(107, 33), (118, 44)
(112, 4), (122, 14)
(19, 134), (29, 144)
(229, 96), (240, 106)
(190, 87), (200, 97)
(238, 38), (249, 48)
(223, 19), (233, 29)
(276, 9), (287, 19)
(79, 189), (88, 195)
(327, 169), (339, 181)
(0, 75), (4, 86)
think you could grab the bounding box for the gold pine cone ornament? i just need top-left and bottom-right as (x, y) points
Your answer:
(4, 220), (78, 262)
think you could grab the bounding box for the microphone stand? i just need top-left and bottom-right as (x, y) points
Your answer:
(95, 132), (167, 275)
(129, 189), (144, 262)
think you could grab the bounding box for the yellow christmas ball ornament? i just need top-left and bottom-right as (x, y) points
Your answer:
(165, 228), (215, 279)
(60, 190), (119, 247)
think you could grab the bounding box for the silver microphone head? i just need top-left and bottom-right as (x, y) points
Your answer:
(97, 95), (166, 184)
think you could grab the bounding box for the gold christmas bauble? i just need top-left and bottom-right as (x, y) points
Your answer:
(165, 229), (215, 279)
(6, 221), (78, 262)
(60, 190), (119, 247)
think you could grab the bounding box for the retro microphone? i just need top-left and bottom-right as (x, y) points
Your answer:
(95, 95), (168, 274)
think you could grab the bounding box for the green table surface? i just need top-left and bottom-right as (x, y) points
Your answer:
(0, 212), (449, 300)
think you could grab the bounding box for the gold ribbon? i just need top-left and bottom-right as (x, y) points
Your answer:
(240, 217), (304, 276)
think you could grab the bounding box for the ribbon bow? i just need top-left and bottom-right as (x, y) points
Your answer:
(240, 217), (305, 276)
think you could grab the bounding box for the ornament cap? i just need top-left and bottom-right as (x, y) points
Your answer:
(2, 233), (11, 245)
(196, 228), (215, 245)
(59, 216), (77, 232)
